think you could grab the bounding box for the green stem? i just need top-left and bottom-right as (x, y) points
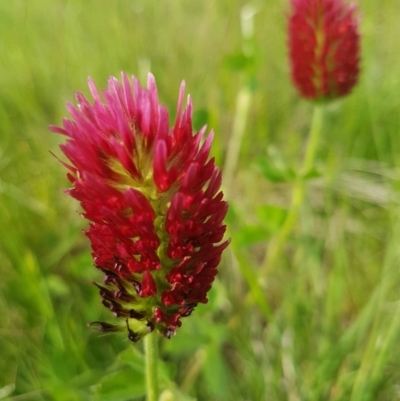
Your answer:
(144, 331), (159, 401)
(223, 86), (252, 199)
(262, 104), (324, 274)
(302, 104), (324, 175)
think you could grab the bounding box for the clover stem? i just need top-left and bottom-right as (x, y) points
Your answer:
(262, 104), (324, 275)
(144, 331), (159, 401)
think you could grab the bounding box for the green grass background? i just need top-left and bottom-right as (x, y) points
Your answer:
(2, 0), (400, 400)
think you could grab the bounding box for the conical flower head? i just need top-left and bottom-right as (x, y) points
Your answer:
(288, 0), (360, 100)
(50, 73), (229, 341)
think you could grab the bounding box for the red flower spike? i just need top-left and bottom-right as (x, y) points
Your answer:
(51, 73), (229, 341)
(288, 0), (360, 100)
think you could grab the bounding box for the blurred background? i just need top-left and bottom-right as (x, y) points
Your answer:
(2, 0), (400, 400)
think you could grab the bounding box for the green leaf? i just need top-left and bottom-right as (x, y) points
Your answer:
(92, 347), (146, 401)
(235, 225), (271, 246)
(117, 346), (144, 371)
(255, 204), (288, 233)
(254, 156), (293, 183)
(159, 361), (177, 383)
(118, 345), (176, 389)
(93, 368), (145, 401)
(266, 146), (290, 172)
(254, 146), (296, 183)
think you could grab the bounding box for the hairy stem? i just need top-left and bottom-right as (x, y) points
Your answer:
(144, 331), (159, 401)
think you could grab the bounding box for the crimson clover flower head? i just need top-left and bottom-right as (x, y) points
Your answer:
(50, 73), (229, 341)
(288, 0), (360, 100)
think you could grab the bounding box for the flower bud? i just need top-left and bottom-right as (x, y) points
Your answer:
(288, 0), (360, 100)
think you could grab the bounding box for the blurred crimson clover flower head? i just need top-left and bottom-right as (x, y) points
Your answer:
(50, 73), (229, 341)
(288, 0), (360, 100)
